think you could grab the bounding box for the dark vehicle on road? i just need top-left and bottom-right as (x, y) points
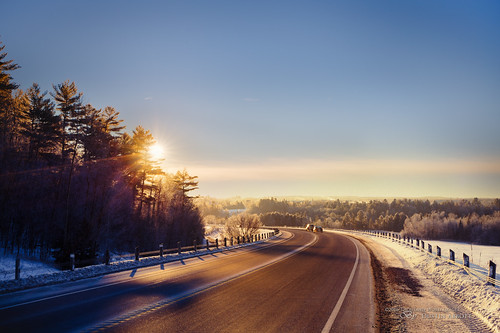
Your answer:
(305, 224), (315, 232)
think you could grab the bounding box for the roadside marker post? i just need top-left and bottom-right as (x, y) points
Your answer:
(15, 254), (20, 280)
(463, 253), (470, 268)
(488, 261), (496, 286)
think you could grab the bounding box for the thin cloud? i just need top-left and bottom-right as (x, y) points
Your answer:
(144, 96), (153, 101)
(184, 158), (500, 181)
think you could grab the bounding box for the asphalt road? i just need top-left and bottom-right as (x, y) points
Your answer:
(0, 230), (374, 333)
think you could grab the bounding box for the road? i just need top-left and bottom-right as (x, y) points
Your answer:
(0, 230), (374, 332)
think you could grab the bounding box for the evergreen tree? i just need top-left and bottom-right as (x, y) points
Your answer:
(0, 41), (20, 151)
(51, 80), (83, 163)
(23, 83), (60, 161)
(173, 169), (199, 199)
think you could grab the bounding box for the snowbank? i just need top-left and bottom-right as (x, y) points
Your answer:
(349, 231), (500, 332)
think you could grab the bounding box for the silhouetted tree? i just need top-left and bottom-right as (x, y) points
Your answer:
(23, 83), (60, 161)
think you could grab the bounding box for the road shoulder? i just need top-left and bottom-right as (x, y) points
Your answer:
(329, 234), (377, 333)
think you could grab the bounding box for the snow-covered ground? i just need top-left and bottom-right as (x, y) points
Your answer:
(204, 224), (225, 241)
(342, 230), (500, 332)
(0, 254), (59, 281)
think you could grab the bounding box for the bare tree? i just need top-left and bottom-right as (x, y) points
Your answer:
(225, 213), (262, 238)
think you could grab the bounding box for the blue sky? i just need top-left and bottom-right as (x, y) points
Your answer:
(2, 0), (500, 198)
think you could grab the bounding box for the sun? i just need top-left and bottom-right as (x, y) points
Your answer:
(148, 142), (165, 160)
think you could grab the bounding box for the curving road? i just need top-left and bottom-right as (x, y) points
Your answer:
(0, 230), (374, 332)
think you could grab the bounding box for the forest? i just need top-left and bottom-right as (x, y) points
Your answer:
(198, 197), (500, 245)
(0, 41), (204, 264)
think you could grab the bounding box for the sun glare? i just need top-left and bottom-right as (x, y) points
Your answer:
(148, 142), (165, 160)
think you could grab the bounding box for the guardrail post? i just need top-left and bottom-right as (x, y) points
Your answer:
(421, 240), (425, 250)
(206, 239), (210, 250)
(428, 244), (432, 254)
(450, 249), (455, 262)
(463, 253), (469, 268)
(216, 239), (219, 249)
(488, 261), (496, 286)
(135, 247), (139, 261)
(70, 253), (75, 270)
(178, 241), (182, 255)
(194, 239), (197, 252)
(416, 239), (419, 247)
(159, 243), (164, 258)
(437, 246), (441, 257)
(224, 238), (227, 247)
(105, 249), (110, 265)
(237, 236), (240, 244)
(15, 254), (20, 280)
(231, 237), (234, 246)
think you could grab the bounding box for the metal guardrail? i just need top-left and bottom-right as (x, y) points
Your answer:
(358, 230), (498, 288)
(7, 229), (280, 280)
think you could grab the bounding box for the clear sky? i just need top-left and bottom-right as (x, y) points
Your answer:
(2, 0), (500, 198)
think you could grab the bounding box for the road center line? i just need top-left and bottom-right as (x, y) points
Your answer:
(321, 235), (360, 333)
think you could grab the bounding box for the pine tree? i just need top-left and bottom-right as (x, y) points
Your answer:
(51, 80), (83, 163)
(23, 83), (60, 161)
(173, 169), (199, 199)
(81, 105), (125, 160)
(127, 126), (156, 215)
(0, 41), (20, 151)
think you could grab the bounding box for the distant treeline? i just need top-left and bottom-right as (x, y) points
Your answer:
(0, 41), (204, 263)
(198, 197), (500, 245)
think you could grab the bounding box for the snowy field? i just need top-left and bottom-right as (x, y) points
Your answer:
(340, 230), (500, 332)
(0, 254), (59, 281)
(417, 239), (499, 271)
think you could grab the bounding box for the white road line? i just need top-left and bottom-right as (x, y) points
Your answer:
(321, 235), (360, 333)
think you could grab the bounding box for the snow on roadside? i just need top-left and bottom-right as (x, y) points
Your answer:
(0, 231), (277, 294)
(348, 231), (500, 333)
